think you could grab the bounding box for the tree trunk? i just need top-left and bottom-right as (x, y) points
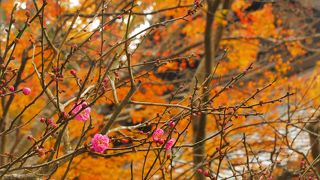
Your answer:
(192, 0), (219, 179)
(307, 122), (320, 174)
(191, 0), (232, 179)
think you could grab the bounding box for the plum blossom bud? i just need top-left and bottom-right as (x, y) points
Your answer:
(158, 139), (164, 145)
(47, 118), (53, 125)
(169, 120), (175, 128)
(121, 139), (129, 144)
(8, 86), (15, 92)
(103, 77), (108, 83)
(36, 147), (46, 157)
(27, 135), (34, 141)
(53, 67), (59, 72)
(197, 168), (203, 174)
(60, 111), (70, 120)
(165, 138), (175, 151)
(22, 87), (31, 95)
(25, 10), (31, 18)
(51, 123), (58, 128)
(40, 117), (46, 123)
(166, 154), (171, 159)
(203, 170), (210, 177)
(70, 69), (77, 76)
(14, 38), (20, 43)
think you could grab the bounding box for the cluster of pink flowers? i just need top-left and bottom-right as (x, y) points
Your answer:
(71, 101), (91, 122)
(152, 128), (176, 151)
(91, 134), (110, 153)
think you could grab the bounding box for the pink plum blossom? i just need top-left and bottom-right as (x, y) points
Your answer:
(71, 101), (91, 122)
(152, 128), (164, 142)
(165, 138), (175, 151)
(22, 87), (31, 95)
(91, 134), (110, 153)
